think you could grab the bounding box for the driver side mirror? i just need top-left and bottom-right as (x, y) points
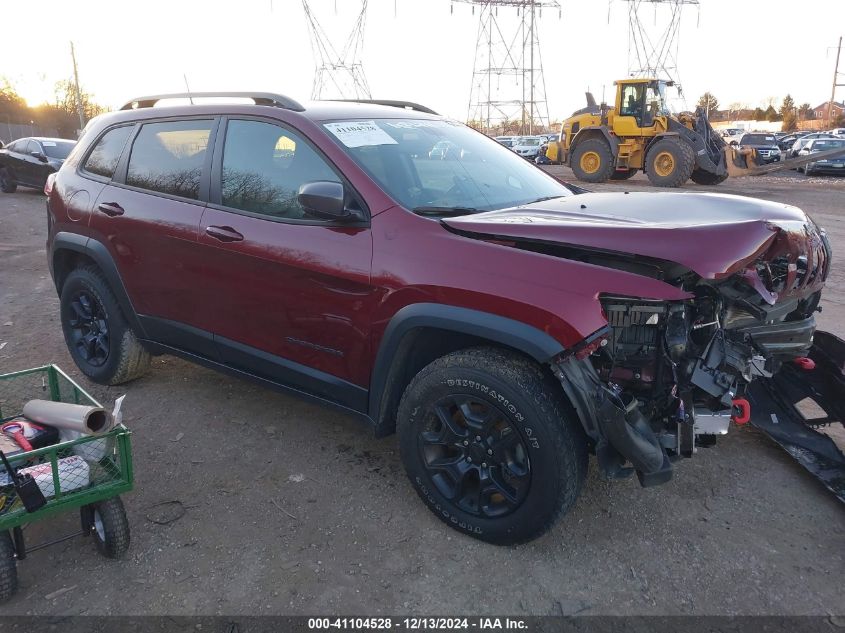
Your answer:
(31, 151), (47, 162)
(297, 181), (361, 222)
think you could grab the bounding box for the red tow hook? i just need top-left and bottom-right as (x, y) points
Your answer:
(794, 357), (816, 371)
(731, 398), (751, 425)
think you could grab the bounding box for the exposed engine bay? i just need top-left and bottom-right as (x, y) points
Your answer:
(552, 220), (832, 486)
(442, 190), (835, 486)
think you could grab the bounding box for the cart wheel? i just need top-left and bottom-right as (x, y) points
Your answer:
(87, 497), (130, 559)
(0, 531), (17, 602)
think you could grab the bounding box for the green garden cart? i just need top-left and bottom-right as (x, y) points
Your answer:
(0, 364), (133, 601)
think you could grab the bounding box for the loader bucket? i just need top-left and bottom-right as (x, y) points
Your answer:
(724, 146), (759, 177)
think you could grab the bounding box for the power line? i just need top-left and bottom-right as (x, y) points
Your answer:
(455, 0), (561, 136)
(301, 0), (372, 100)
(612, 0), (699, 85)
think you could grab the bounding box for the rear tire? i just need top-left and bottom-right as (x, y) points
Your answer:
(0, 532), (17, 602)
(397, 347), (588, 545)
(610, 168), (638, 180)
(571, 138), (615, 183)
(60, 266), (151, 385)
(0, 168), (16, 193)
(689, 169), (728, 185)
(645, 138), (696, 187)
(87, 497), (131, 559)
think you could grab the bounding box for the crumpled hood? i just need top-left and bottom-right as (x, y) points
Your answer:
(443, 191), (817, 279)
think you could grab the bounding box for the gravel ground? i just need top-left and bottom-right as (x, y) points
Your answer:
(0, 171), (843, 616)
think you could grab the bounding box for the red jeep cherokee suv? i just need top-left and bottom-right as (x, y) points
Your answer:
(46, 92), (831, 544)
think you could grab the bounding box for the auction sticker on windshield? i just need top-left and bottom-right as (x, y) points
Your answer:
(324, 121), (397, 148)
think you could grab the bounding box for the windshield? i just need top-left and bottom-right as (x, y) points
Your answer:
(811, 139), (845, 150)
(322, 119), (571, 213)
(517, 138), (542, 146)
(741, 134), (776, 145)
(41, 140), (75, 159)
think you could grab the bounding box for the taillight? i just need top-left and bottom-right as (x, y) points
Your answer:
(44, 173), (56, 196)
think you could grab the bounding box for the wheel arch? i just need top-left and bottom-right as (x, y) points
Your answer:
(570, 127), (619, 158)
(50, 232), (146, 338)
(368, 303), (566, 437)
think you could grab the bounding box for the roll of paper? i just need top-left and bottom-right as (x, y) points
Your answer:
(22, 400), (110, 435)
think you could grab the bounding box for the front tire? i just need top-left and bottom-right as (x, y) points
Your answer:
(571, 138), (615, 183)
(397, 347), (588, 545)
(0, 168), (16, 193)
(645, 138), (695, 187)
(60, 266), (151, 385)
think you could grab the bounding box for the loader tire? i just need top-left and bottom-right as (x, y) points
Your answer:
(689, 169), (728, 185)
(646, 138), (695, 187)
(571, 139), (615, 183)
(610, 168), (638, 180)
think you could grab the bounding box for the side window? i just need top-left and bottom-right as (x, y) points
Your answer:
(83, 126), (133, 178)
(221, 119), (340, 219)
(126, 120), (212, 200)
(620, 85), (642, 118)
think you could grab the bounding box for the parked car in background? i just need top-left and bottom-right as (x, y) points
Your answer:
(511, 136), (545, 159)
(789, 133), (837, 158)
(0, 137), (76, 193)
(799, 137), (845, 175)
(829, 128), (845, 137)
(738, 133), (781, 164)
(720, 128), (744, 144)
(776, 133), (802, 151)
(494, 136), (517, 148)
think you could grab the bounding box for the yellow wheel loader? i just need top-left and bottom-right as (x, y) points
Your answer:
(547, 78), (731, 187)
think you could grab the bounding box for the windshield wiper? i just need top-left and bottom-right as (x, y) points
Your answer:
(412, 206), (479, 217)
(525, 195), (568, 204)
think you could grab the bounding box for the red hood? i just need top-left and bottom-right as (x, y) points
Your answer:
(442, 191), (816, 279)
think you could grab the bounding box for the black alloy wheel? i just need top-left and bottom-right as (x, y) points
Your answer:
(67, 290), (110, 367)
(418, 394), (531, 518)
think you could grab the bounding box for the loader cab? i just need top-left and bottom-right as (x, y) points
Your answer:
(614, 79), (671, 134)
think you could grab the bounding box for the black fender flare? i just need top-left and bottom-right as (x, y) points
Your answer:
(50, 232), (146, 338)
(570, 127), (620, 157)
(367, 302), (566, 424)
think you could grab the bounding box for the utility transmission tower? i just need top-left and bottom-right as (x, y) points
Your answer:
(613, 0), (699, 84)
(455, 0), (561, 136)
(828, 36), (843, 128)
(301, 0), (372, 100)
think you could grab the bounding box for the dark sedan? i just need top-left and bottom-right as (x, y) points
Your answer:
(0, 137), (76, 193)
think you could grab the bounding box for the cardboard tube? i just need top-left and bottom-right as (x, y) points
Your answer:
(22, 400), (110, 435)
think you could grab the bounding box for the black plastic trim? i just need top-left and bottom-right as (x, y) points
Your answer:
(215, 334), (368, 413)
(368, 303), (566, 420)
(140, 340), (371, 422)
(136, 315), (221, 363)
(49, 232), (147, 338)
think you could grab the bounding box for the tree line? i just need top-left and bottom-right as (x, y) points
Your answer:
(696, 92), (842, 131)
(0, 78), (107, 140)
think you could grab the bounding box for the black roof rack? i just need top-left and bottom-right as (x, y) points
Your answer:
(120, 92), (305, 112)
(330, 99), (439, 115)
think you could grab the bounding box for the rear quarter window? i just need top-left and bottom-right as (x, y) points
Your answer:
(83, 126), (133, 178)
(126, 120), (212, 200)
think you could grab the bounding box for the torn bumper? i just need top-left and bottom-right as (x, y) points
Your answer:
(748, 331), (845, 504)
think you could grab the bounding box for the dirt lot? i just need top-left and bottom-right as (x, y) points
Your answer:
(0, 170), (843, 616)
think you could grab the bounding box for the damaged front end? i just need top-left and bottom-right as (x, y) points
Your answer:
(552, 221), (832, 487)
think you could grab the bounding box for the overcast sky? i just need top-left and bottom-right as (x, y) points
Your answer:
(2, 0), (843, 122)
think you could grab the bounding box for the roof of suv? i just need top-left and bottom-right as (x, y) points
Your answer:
(107, 94), (443, 126)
